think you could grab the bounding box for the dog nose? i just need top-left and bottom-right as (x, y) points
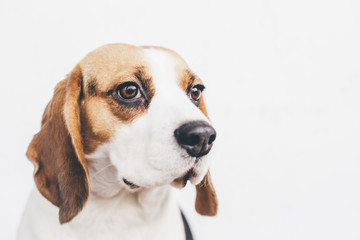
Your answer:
(174, 121), (216, 158)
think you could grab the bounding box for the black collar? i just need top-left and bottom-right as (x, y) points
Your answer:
(181, 211), (194, 240)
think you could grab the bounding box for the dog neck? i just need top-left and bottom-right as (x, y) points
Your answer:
(87, 155), (123, 198)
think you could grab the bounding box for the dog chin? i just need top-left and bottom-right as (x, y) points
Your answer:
(121, 166), (207, 191)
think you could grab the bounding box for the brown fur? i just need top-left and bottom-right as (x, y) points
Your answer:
(195, 172), (218, 216)
(27, 65), (89, 224)
(179, 69), (199, 92)
(26, 44), (218, 224)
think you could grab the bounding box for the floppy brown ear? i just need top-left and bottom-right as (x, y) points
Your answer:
(195, 99), (218, 216)
(195, 171), (218, 216)
(26, 65), (89, 224)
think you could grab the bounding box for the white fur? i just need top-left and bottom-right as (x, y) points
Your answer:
(17, 48), (213, 240)
(18, 187), (184, 240)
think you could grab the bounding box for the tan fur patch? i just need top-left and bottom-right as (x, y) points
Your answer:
(81, 97), (117, 154)
(80, 44), (148, 94)
(77, 45), (156, 154)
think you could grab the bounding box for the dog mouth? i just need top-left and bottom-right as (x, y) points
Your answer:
(123, 168), (199, 190)
(171, 168), (197, 189)
(122, 178), (140, 189)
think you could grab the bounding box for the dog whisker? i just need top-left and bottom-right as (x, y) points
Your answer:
(91, 164), (114, 178)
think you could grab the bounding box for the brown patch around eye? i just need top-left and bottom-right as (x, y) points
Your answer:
(179, 69), (197, 92)
(103, 67), (155, 123)
(134, 66), (155, 100)
(87, 78), (98, 97)
(179, 69), (209, 117)
(107, 95), (146, 121)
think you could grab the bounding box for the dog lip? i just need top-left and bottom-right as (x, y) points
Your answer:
(171, 168), (197, 188)
(183, 170), (192, 182)
(123, 178), (140, 189)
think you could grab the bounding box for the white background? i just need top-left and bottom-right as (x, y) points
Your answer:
(1, 0), (360, 239)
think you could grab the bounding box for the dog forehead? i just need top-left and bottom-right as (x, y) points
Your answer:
(78, 44), (191, 92)
(79, 44), (146, 88)
(142, 47), (189, 89)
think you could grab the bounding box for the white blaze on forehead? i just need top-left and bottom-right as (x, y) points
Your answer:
(142, 48), (180, 87)
(142, 48), (208, 124)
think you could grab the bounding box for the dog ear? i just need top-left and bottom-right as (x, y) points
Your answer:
(194, 99), (218, 216)
(26, 65), (89, 224)
(195, 171), (218, 216)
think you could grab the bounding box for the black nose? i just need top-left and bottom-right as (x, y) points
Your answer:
(174, 121), (216, 158)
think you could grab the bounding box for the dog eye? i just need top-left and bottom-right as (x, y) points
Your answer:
(190, 85), (204, 101)
(117, 82), (141, 100)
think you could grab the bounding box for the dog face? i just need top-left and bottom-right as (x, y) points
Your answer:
(26, 44), (217, 224)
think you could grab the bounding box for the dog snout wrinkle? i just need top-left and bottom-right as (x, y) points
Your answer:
(174, 121), (216, 158)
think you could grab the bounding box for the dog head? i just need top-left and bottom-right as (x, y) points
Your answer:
(26, 44), (217, 224)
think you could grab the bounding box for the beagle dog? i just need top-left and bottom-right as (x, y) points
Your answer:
(17, 44), (217, 240)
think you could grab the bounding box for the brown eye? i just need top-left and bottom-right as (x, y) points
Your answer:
(117, 83), (140, 99)
(190, 87), (202, 101)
